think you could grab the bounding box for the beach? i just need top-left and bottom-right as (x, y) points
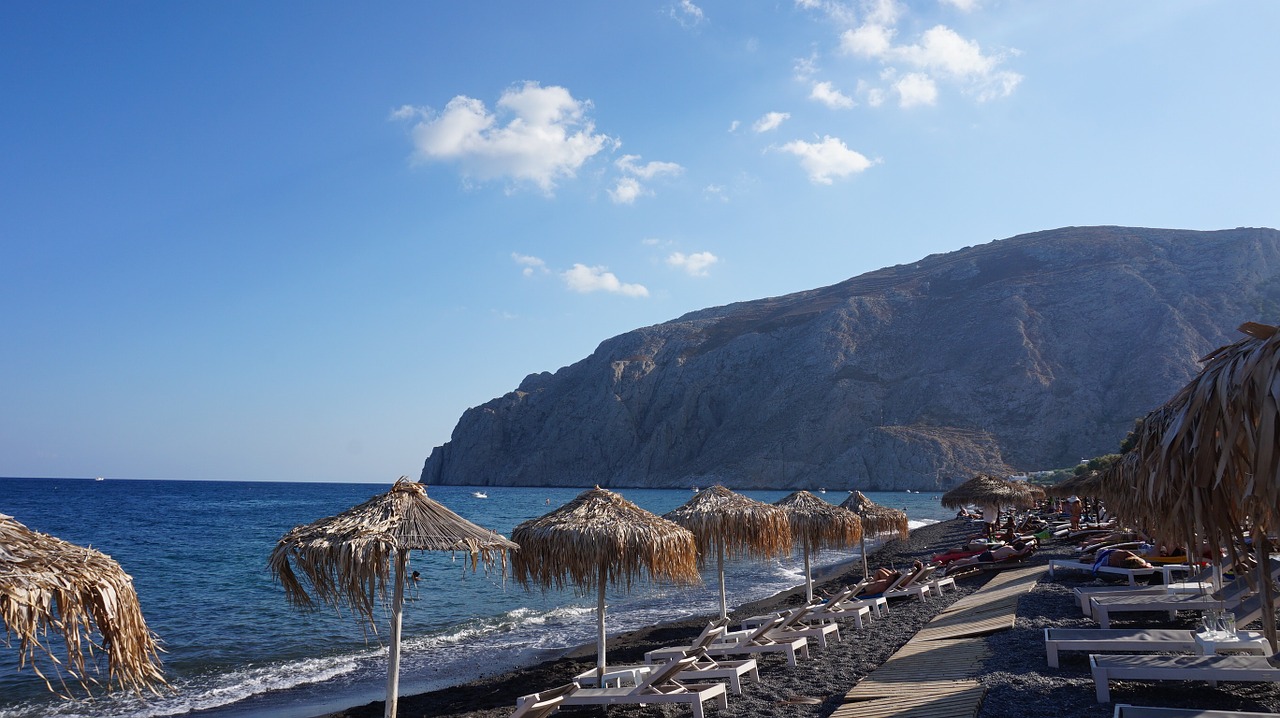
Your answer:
(321, 519), (1280, 718)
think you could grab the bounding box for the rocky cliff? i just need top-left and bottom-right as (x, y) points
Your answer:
(422, 226), (1280, 491)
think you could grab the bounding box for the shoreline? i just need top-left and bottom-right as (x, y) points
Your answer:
(318, 519), (976, 718)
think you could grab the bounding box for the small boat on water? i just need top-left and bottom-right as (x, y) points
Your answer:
(472, 491), (488, 499)
(691, 486), (699, 492)
(818, 488), (827, 494)
(95, 477), (104, 482)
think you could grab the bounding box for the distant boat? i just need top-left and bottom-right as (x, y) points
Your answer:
(95, 477), (104, 482)
(818, 488), (827, 494)
(691, 486), (699, 492)
(472, 491), (488, 499)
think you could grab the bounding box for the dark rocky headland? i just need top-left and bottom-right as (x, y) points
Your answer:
(423, 226), (1280, 491)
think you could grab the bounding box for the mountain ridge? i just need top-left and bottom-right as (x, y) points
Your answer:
(422, 226), (1280, 491)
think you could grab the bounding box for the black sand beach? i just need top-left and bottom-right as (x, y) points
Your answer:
(322, 519), (1280, 718)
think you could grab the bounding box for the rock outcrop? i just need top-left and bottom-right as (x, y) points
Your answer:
(423, 226), (1280, 491)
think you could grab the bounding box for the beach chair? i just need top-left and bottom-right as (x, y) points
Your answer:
(510, 682), (578, 718)
(1087, 572), (1259, 629)
(885, 564), (936, 601)
(560, 653), (729, 718)
(1089, 652), (1280, 703)
(1045, 590), (1275, 667)
(740, 605), (841, 648)
(575, 646), (760, 695)
(649, 614), (811, 666)
(806, 586), (874, 628)
(1049, 558), (1166, 586)
(1113, 704), (1280, 717)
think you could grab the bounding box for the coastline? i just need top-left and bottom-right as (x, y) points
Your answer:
(319, 519), (1280, 718)
(319, 519), (978, 718)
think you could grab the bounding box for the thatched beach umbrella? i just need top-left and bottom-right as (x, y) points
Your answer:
(664, 485), (792, 620)
(773, 491), (863, 602)
(0, 513), (166, 697)
(512, 487), (700, 680)
(1117, 322), (1280, 649)
(839, 491), (909, 577)
(269, 478), (516, 718)
(941, 474), (1034, 526)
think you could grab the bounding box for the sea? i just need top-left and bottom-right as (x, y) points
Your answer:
(0, 478), (950, 718)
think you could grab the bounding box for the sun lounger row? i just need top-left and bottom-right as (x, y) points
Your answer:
(511, 561), (925, 716)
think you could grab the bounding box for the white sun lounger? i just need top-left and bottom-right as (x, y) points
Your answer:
(578, 649), (760, 695)
(511, 683), (578, 718)
(561, 653), (730, 718)
(648, 615), (810, 667)
(1049, 559), (1165, 586)
(1114, 704), (1280, 717)
(1090, 653), (1280, 703)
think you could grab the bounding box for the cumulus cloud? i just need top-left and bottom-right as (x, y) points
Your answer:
(398, 82), (613, 193)
(811, 81), (855, 109)
(609, 177), (647, 204)
(512, 252), (549, 277)
(667, 251), (720, 277)
(777, 135), (875, 184)
(561, 264), (649, 297)
(833, 0), (1021, 104)
(670, 0), (705, 28)
(895, 72), (938, 107)
(610, 154), (684, 204)
(753, 112), (791, 133)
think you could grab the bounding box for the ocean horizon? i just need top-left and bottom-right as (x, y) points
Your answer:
(0, 477), (952, 718)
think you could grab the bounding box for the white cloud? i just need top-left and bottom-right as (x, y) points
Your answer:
(704, 184), (728, 202)
(941, 0), (980, 11)
(793, 55), (819, 81)
(610, 154), (683, 204)
(617, 155), (683, 180)
(400, 82), (613, 193)
(835, 1), (1021, 104)
(810, 81), (855, 109)
(777, 135), (875, 184)
(728, 120), (741, 133)
(609, 177), (647, 205)
(670, 0), (705, 28)
(512, 252), (549, 277)
(561, 264), (649, 297)
(667, 251), (720, 277)
(753, 112), (791, 133)
(895, 72), (938, 107)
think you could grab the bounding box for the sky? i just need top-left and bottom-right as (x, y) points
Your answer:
(2, 1), (1278, 484)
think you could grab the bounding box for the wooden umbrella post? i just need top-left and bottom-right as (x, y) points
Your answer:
(717, 538), (728, 620)
(803, 537), (813, 603)
(860, 533), (869, 578)
(597, 562), (608, 682)
(385, 550), (406, 718)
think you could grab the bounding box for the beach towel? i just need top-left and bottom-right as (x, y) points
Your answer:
(1092, 549), (1114, 575)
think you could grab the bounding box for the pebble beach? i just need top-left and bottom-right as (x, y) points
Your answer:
(320, 518), (1280, 718)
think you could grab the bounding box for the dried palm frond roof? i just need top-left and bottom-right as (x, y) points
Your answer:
(940, 474), (1034, 510)
(1046, 471), (1103, 499)
(0, 513), (166, 697)
(1113, 322), (1280, 552)
(839, 491), (909, 539)
(774, 491), (863, 550)
(663, 485), (792, 563)
(268, 478), (516, 626)
(512, 486), (700, 592)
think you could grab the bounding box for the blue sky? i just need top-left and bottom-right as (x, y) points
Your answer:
(3, 1), (1277, 483)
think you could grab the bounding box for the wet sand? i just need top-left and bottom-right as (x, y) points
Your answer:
(321, 519), (1280, 718)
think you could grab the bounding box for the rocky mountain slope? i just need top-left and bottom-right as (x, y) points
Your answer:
(422, 226), (1280, 491)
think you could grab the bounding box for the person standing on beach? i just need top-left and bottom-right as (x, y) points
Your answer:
(1068, 496), (1083, 531)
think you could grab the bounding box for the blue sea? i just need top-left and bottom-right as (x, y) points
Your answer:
(0, 479), (949, 718)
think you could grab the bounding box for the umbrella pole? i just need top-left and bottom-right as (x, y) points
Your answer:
(385, 550), (406, 718)
(597, 566), (607, 682)
(717, 539), (728, 621)
(803, 538), (813, 603)
(860, 533), (869, 578)
(1256, 530), (1278, 651)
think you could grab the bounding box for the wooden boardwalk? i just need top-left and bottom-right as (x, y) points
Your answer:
(831, 566), (1046, 718)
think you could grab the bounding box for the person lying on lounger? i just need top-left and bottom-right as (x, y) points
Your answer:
(859, 566), (902, 595)
(944, 539), (1035, 570)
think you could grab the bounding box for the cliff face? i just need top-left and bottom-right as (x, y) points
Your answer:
(423, 226), (1280, 491)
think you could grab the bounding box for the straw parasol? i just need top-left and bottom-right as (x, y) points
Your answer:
(773, 491), (863, 602)
(0, 513), (166, 698)
(663, 485), (792, 620)
(269, 477), (516, 718)
(940, 474), (1034, 525)
(839, 491), (909, 577)
(512, 486), (700, 680)
(1113, 322), (1280, 649)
